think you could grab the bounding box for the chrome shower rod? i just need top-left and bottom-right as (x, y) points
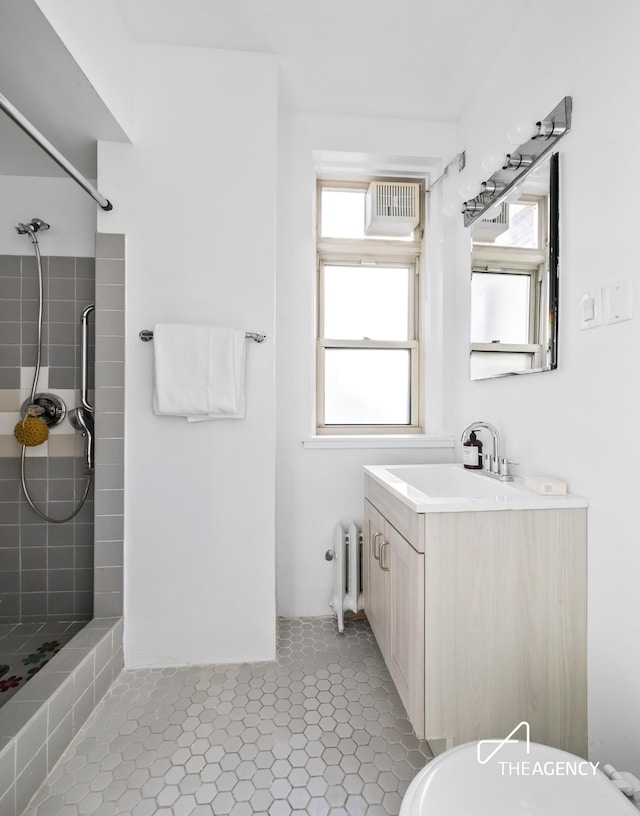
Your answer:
(0, 91), (113, 211)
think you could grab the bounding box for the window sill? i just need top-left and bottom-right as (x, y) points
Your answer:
(302, 434), (455, 450)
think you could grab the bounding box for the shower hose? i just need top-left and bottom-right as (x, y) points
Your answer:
(20, 226), (92, 524)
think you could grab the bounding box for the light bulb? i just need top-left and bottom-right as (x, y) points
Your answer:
(481, 150), (505, 175)
(442, 199), (462, 218)
(458, 180), (480, 202)
(506, 117), (534, 145)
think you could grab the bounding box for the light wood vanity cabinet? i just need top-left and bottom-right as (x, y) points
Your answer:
(364, 475), (587, 757)
(363, 502), (388, 648)
(364, 500), (425, 738)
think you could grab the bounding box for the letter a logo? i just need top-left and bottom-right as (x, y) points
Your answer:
(476, 721), (531, 765)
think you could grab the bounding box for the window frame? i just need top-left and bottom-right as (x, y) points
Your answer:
(316, 178), (424, 435)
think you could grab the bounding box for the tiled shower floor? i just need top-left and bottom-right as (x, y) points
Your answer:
(25, 617), (432, 815)
(0, 621), (88, 708)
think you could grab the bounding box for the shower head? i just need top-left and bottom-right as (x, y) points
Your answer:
(15, 218), (50, 244)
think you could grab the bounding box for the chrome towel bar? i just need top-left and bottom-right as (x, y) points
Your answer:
(139, 329), (267, 343)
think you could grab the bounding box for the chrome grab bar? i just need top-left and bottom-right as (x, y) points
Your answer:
(81, 304), (95, 413)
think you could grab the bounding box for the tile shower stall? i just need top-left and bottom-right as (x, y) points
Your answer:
(0, 253), (96, 624)
(0, 234), (125, 816)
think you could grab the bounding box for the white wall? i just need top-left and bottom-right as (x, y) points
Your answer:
(98, 43), (278, 667)
(276, 112), (457, 616)
(0, 176), (96, 256)
(447, 0), (640, 772)
(34, 0), (134, 140)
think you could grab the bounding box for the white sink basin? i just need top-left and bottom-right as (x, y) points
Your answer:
(364, 463), (587, 513)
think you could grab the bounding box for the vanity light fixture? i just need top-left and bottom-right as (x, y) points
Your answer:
(461, 96), (572, 227)
(479, 179), (506, 197)
(533, 119), (567, 140)
(462, 200), (484, 215)
(502, 153), (535, 171)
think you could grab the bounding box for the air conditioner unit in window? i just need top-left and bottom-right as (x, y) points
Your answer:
(365, 181), (420, 237)
(472, 203), (510, 242)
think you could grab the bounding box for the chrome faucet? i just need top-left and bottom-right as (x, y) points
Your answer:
(460, 421), (517, 481)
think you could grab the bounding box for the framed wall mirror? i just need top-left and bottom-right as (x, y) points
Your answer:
(469, 152), (559, 380)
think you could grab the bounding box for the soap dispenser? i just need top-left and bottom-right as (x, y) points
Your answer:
(462, 430), (483, 470)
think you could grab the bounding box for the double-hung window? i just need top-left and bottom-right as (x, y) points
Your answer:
(316, 179), (423, 434)
(470, 195), (548, 379)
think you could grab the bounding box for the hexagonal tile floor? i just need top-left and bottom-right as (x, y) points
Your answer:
(25, 617), (432, 815)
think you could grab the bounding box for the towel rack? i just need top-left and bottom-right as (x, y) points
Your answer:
(139, 329), (267, 343)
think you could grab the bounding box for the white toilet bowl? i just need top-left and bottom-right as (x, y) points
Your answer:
(400, 741), (638, 815)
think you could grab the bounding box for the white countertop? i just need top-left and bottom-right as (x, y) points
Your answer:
(364, 463), (588, 513)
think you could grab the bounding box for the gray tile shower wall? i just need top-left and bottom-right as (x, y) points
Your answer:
(93, 234), (125, 618)
(0, 254), (96, 623)
(0, 255), (95, 391)
(0, 457), (94, 623)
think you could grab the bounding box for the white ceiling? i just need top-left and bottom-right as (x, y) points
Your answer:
(1, 0), (528, 179)
(113, 0), (528, 121)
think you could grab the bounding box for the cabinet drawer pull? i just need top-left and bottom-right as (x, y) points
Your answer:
(379, 541), (390, 571)
(372, 532), (383, 560)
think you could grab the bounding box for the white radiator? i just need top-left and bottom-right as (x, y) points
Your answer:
(328, 522), (363, 633)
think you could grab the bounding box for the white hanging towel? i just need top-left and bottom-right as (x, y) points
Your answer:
(152, 324), (246, 420)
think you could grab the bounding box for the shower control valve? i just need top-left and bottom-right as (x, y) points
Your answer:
(20, 393), (66, 427)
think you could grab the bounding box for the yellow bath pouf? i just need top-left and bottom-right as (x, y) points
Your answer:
(14, 410), (49, 447)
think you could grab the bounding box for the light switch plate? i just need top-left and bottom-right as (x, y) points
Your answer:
(605, 279), (633, 324)
(580, 288), (601, 330)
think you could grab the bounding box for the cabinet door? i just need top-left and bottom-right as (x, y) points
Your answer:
(385, 523), (425, 739)
(364, 500), (389, 657)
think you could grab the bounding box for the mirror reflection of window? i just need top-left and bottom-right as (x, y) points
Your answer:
(473, 200), (542, 249)
(496, 201), (539, 248)
(470, 351), (535, 379)
(468, 153), (559, 381)
(470, 271), (531, 344)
